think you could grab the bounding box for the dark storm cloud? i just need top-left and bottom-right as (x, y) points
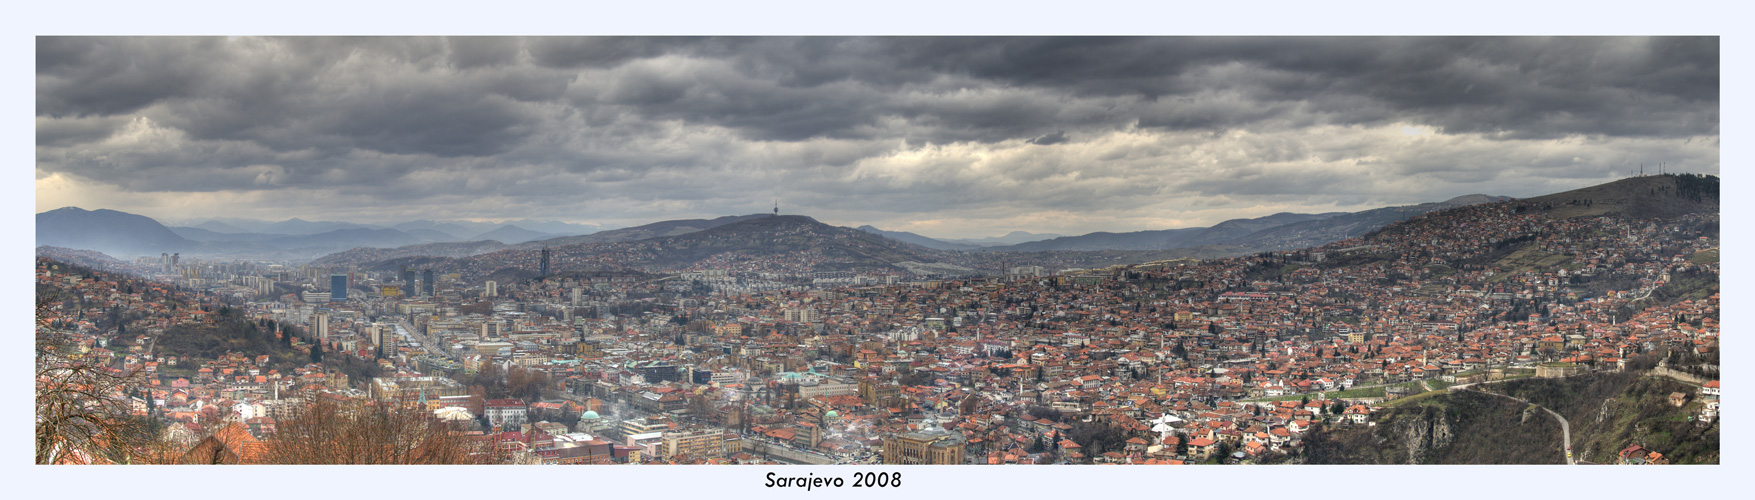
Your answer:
(36, 37), (222, 117)
(35, 36), (1719, 233)
(839, 37), (1720, 139)
(527, 37), (713, 68)
(446, 37), (523, 69)
(35, 115), (126, 147)
(619, 36), (1713, 143)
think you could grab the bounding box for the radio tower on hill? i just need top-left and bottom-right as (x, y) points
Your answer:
(773, 198), (779, 216)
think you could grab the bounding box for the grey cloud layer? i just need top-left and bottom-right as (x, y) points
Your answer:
(35, 36), (1719, 234)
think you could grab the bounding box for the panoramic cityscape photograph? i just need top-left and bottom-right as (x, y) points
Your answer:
(32, 34), (1720, 478)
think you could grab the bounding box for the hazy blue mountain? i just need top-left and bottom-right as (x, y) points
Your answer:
(856, 225), (981, 250)
(988, 227), (1208, 252)
(263, 218), (381, 235)
(390, 219), (604, 240)
(392, 220), (494, 239)
(399, 228), (461, 242)
(941, 230), (1064, 247)
(501, 219), (607, 236)
(192, 220), (250, 234)
(181, 217), (279, 233)
(168, 226), (280, 242)
(472, 225), (556, 244)
(265, 228), (426, 249)
(37, 207), (193, 258)
(309, 240), (508, 267)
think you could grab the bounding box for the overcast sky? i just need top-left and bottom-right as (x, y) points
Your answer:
(35, 36), (1718, 238)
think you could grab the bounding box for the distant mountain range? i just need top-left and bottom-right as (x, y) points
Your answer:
(191, 220), (250, 234)
(854, 226), (1066, 250)
(941, 231), (1064, 247)
(169, 216), (607, 239)
(39, 209), (609, 260)
(953, 195), (1513, 253)
(46, 177), (1713, 269)
(37, 207), (193, 258)
(856, 226), (983, 250)
(32, 195), (1504, 263)
(470, 225), (557, 245)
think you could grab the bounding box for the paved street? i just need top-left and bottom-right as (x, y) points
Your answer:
(1459, 386), (1575, 465)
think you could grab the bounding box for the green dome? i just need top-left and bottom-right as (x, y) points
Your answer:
(582, 410), (601, 420)
(824, 410), (839, 418)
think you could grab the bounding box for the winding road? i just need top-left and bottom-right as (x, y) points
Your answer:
(1456, 385), (1575, 464)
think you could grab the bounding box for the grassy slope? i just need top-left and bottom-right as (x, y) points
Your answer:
(1524, 174), (1718, 220)
(1496, 373), (1719, 464)
(1306, 371), (1717, 464)
(1304, 390), (1563, 464)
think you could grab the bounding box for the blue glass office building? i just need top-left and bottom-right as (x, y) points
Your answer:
(331, 274), (348, 301)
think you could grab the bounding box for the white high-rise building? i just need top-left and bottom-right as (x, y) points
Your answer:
(314, 313), (330, 341)
(784, 307), (818, 323)
(485, 281), (498, 297)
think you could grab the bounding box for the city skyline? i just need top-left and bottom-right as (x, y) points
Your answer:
(24, 17), (1729, 495)
(36, 36), (1718, 239)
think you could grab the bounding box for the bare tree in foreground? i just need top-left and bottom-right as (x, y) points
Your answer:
(264, 398), (506, 464)
(36, 294), (173, 464)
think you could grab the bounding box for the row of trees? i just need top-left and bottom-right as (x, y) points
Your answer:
(253, 399), (503, 464)
(452, 361), (556, 402)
